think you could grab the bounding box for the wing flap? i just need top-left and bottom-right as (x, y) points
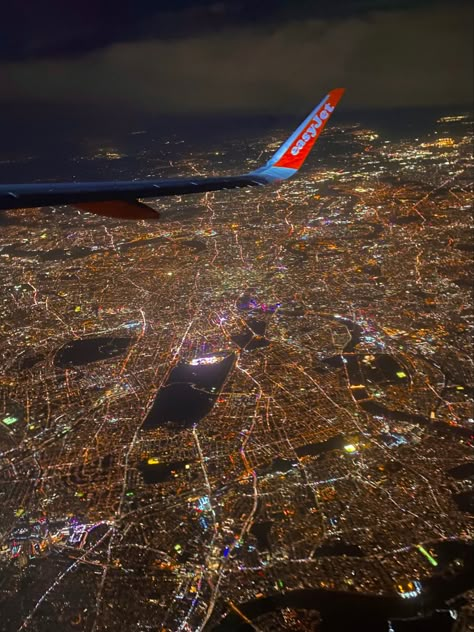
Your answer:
(75, 199), (160, 219)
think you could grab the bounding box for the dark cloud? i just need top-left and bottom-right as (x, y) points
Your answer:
(0, 2), (471, 113)
(0, 1), (232, 61)
(0, 0), (466, 61)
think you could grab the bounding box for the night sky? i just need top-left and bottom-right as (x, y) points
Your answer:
(0, 0), (472, 116)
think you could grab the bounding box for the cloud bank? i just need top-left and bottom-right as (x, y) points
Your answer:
(1, 3), (472, 113)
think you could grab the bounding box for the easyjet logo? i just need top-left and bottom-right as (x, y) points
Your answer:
(290, 102), (335, 156)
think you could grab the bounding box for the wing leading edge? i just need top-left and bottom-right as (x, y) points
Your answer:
(0, 88), (344, 219)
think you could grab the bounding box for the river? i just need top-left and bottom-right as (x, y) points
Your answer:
(212, 540), (473, 631)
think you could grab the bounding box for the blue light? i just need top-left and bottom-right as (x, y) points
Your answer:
(198, 496), (211, 511)
(124, 321), (141, 329)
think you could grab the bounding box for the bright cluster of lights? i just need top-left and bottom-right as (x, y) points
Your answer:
(398, 580), (422, 599)
(189, 355), (222, 366)
(344, 444), (357, 453)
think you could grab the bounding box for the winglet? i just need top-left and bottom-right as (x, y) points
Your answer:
(251, 88), (345, 182)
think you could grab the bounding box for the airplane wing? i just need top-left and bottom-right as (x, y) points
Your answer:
(0, 88), (344, 219)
